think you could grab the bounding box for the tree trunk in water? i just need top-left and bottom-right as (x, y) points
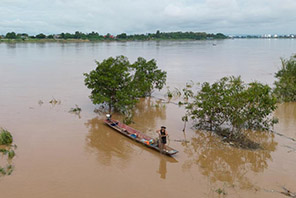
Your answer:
(182, 120), (187, 132)
(108, 102), (112, 114)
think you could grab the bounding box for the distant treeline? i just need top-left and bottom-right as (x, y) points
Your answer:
(0, 31), (228, 41)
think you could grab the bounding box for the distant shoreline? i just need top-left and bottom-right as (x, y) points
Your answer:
(0, 37), (295, 44)
(0, 38), (224, 43)
(2, 31), (295, 43)
(0, 39), (90, 43)
(0, 31), (228, 42)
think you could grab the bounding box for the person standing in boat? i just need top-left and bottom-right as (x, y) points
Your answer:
(156, 126), (168, 152)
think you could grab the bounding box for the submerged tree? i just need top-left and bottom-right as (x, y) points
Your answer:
(0, 128), (16, 177)
(183, 76), (278, 134)
(84, 56), (166, 114)
(132, 57), (167, 97)
(0, 129), (13, 145)
(84, 56), (135, 113)
(274, 55), (296, 102)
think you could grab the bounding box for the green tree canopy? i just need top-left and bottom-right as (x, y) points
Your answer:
(132, 57), (167, 97)
(2, 31), (227, 41)
(116, 33), (127, 39)
(274, 55), (296, 102)
(5, 32), (17, 39)
(0, 129), (13, 145)
(183, 76), (277, 134)
(35, 33), (46, 39)
(84, 56), (166, 113)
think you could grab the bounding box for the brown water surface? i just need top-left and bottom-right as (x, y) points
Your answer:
(0, 40), (296, 197)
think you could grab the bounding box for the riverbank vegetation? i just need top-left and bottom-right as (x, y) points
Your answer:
(0, 31), (227, 42)
(83, 52), (296, 149)
(84, 56), (167, 116)
(0, 129), (13, 145)
(181, 76), (278, 149)
(0, 129), (16, 177)
(274, 55), (296, 102)
(178, 54), (296, 148)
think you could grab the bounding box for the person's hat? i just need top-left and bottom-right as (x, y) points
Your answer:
(161, 126), (166, 129)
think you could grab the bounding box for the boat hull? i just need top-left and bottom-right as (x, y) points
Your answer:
(104, 119), (178, 156)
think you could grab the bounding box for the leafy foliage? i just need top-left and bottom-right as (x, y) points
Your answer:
(84, 56), (166, 114)
(0, 129), (13, 145)
(274, 55), (296, 102)
(8, 150), (15, 159)
(35, 33), (46, 39)
(183, 76), (278, 134)
(132, 57), (167, 96)
(0, 165), (14, 177)
(5, 32), (17, 39)
(84, 56), (134, 113)
(0, 128), (16, 177)
(166, 87), (173, 98)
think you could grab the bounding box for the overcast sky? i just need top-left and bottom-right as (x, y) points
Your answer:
(0, 0), (296, 35)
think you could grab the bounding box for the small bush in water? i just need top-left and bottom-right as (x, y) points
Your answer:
(0, 129), (13, 145)
(69, 104), (82, 113)
(274, 55), (296, 102)
(0, 165), (14, 176)
(8, 150), (15, 159)
(182, 76), (278, 133)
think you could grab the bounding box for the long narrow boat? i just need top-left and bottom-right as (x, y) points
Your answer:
(104, 118), (179, 156)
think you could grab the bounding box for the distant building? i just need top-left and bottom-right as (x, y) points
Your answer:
(17, 33), (29, 40)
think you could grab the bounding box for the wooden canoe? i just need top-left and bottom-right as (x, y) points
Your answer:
(104, 119), (179, 156)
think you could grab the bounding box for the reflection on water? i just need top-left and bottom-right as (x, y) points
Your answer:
(158, 157), (167, 179)
(84, 98), (177, 179)
(84, 98), (167, 166)
(131, 98), (166, 133)
(183, 131), (277, 189)
(5, 43), (17, 49)
(155, 155), (178, 180)
(85, 98), (165, 165)
(274, 102), (296, 139)
(84, 117), (133, 167)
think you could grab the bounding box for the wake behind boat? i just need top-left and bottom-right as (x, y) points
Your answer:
(104, 116), (178, 156)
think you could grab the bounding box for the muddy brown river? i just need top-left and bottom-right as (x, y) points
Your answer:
(0, 40), (296, 198)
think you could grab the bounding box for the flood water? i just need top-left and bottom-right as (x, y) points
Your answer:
(0, 39), (296, 198)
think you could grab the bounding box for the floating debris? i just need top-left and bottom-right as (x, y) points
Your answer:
(38, 100), (44, 105)
(94, 108), (102, 114)
(69, 105), (82, 119)
(69, 104), (81, 113)
(282, 145), (296, 153)
(275, 132), (296, 142)
(174, 139), (190, 143)
(281, 186), (296, 198)
(49, 97), (61, 105)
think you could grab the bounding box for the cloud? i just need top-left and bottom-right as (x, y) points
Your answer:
(0, 0), (295, 35)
